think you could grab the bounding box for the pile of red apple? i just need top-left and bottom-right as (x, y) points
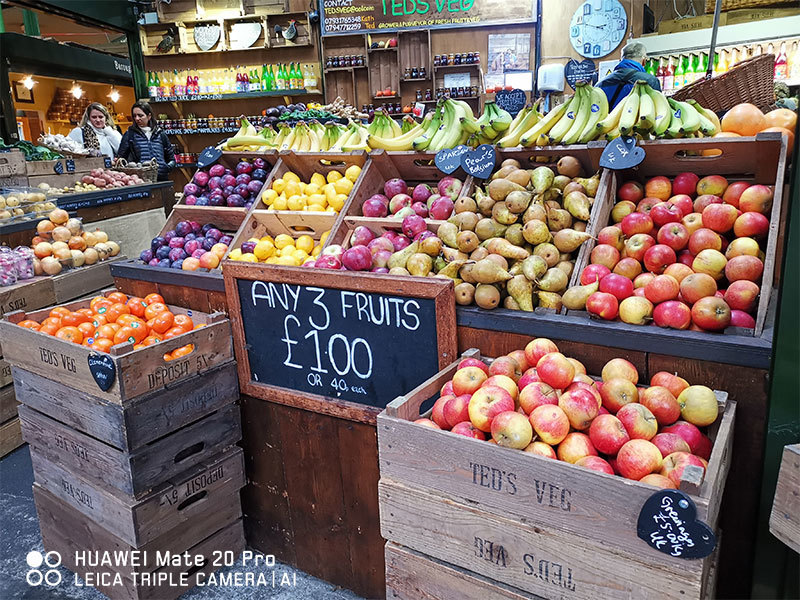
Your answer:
(416, 338), (719, 488)
(360, 176), (462, 221)
(568, 173), (771, 331)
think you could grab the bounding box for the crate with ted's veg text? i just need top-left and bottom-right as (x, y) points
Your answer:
(378, 348), (734, 600)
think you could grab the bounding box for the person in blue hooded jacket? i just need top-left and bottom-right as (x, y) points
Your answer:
(117, 101), (175, 181)
(598, 42), (661, 110)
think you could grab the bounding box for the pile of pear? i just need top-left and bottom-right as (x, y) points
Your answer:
(385, 156), (599, 311)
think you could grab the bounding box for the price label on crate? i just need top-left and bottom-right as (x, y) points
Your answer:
(461, 144), (496, 179)
(435, 145), (469, 175)
(229, 269), (456, 410)
(53, 161), (64, 175)
(197, 146), (223, 169)
(599, 136), (645, 170)
(104, 157), (113, 168)
(87, 353), (116, 392)
(637, 490), (716, 559)
(65, 159), (75, 173)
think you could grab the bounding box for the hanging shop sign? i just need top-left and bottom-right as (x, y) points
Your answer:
(321, 0), (536, 36)
(599, 136), (645, 170)
(637, 490), (716, 559)
(565, 58), (598, 90)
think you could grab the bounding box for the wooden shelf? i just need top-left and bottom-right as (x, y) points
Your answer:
(369, 47), (398, 52)
(164, 128), (239, 135)
(435, 63), (480, 69)
(324, 66), (366, 73)
(373, 95), (399, 100)
(401, 78), (429, 82)
(143, 89), (310, 103)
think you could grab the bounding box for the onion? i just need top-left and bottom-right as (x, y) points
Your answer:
(41, 256), (62, 275)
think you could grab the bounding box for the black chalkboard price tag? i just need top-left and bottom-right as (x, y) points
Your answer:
(87, 353), (116, 392)
(65, 159), (75, 173)
(435, 145), (469, 175)
(53, 161), (64, 175)
(565, 58), (598, 90)
(637, 490), (716, 559)
(223, 265), (457, 416)
(495, 89), (527, 117)
(599, 136), (645, 170)
(104, 157), (113, 168)
(461, 144), (496, 180)
(197, 146), (222, 169)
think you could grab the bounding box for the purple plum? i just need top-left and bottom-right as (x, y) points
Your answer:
(140, 249), (154, 263)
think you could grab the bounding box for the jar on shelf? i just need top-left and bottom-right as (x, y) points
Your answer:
(411, 66), (419, 79)
(419, 67), (426, 79)
(425, 88), (432, 101)
(448, 53), (455, 65)
(415, 89), (423, 101)
(357, 55), (365, 66)
(404, 67), (411, 79)
(474, 52), (481, 64)
(433, 55), (440, 67)
(326, 56), (333, 69)
(332, 56), (340, 68)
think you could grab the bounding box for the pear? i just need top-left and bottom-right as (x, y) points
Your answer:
(508, 261), (523, 276)
(437, 222), (459, 248)
(473, 258), (512, 284)
(505, 190), (533, 214)
(576, 175), (600, 197)
(547, 207), (572, 232)
(553, 229), (592, 253)
(504, 223), (525, 246)
(487, 238), (530, 261)
(542, 187), (562, 203)
(455, 196), (478, 214)
(492, 202), (519, 225)
(544, 200), (561, 212)
(574, 221), (587, 232)
(556, 156), (583, 178)
(474, 284), (501, 309)
(533, 243), (560, 267)
(441, 247), (468, 262)
(475, 187), (496, 216)
(531, 166), (555, 193)
(507, 274), (534, 311)
(501, 158), (521, 169)
(488, 178), (525, 202)
(456, 231), (480, 253)
(407, 253), (433, 277)
(449, 211), (480, 231)
(556, 260), (574, 278)
(504, 296), (521, 310)
(536, 268), (568, 293)
(562, 279), (600, 311)
(523, 220), (551, 245)
(454, 282), (476, 305)
(522, 202), (547, 224)
(459, 262), (477, 284)
(485, 253), (509, 271)
(563, 191), (591, 221)
(388, 242), (420, 270)
(491, 165), (518, 180)
(388, 267), (410, 276)
(420, 236), (443, 257)
(438, 259), (470, 279)
(433, 256), (447, 272)
(552, 175), (571, 191)
(537, 291), (563, 311)
(559, 252), (572, 262)
(470, 246), (489, 261)
(506, 169), (532, 188)
(475, 218), (507, 241)
(521, 255), (548, 282)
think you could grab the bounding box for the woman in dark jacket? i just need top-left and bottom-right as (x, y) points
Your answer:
(117, 101), (175, 181)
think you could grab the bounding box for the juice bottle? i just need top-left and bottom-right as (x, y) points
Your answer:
(147, 72), (157, 98)
(689, 54), (699, 84)
(775, 41), (788, 80)
(789, 40), (800, 81)
(674, 55), (684, 89)
(700, 52), (709, 80)
(663, 56), (674, 91)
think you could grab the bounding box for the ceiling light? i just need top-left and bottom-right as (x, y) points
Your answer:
(22, 76), (36, 90)
(108, 88), (120, 103)
(71, 82), (83, 99)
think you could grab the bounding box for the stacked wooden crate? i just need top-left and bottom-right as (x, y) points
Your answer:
(0, 290), (245, 599)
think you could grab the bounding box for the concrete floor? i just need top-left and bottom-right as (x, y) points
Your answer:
(0, 445), (364, 600)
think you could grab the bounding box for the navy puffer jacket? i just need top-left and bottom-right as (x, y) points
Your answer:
(117, 124), (175, 180)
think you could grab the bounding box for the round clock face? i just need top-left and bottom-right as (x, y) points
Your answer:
(570, 0), (627, 59)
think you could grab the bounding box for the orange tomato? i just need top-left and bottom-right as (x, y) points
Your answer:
(151, 311), (174, 334)
(163, 326), (186, 340)
(91, 314), (109, 328)
(171, 344), (195, 358)
(144, 293), (165, 306)
(55, 326), (83, 344)
(89, 338), (114, 353)
(41, 317), (62, 329)
(39, 323), (60, 336)
(144, 302), (169, 321)
(62, 312), (89, 327)
(77, 322), (96, 338)
(77, 308), (94, 319)
(117, 314), (139, 327)
(142, 335), (162, 347)
(49, 306), (70, 319)
(93, 298), (114, 315)
(95, 324), (118, 340)
(113, 326), (139, 346)
(107, 291), (128, 304)
(105, 302), (131, 323)
(18, 320), (41, 330)
(90, 295), (105, 310)
(127, 297), (147, 318)
(173, 314), (194, 332)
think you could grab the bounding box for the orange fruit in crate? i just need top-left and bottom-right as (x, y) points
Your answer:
(62, 312), (89, 327)
(105, 303), (131, 323)
(93, 298), (114, 315)
(39, 323), (60, 336)
(127, 297), (147, 318)
(55, 326), (83, 344)
(163, 326), (186, 340)
(173, 314), (194, 332)
(721, 103), (765, 136)
(171, 344), (194, 358)
(107, 292), (128, 304)
(94, 324), (115, 340)
(151, 311), (174, 335)
(763, 107), (797, 132)
(142, 335), (162, 347)
(113, 326), (144, 346)
(77, 308), (94, 319)
(144, 302), (169, 321)
(89, 338), (114, 353)
(702, 132), (740, 156)
(91, 314), (109, 328)
(41, 317), (62, 329)
(18, 320), (41, 330)
(163, 353), (175, 362)
(761, 126), (794, 158)
(49, 307), (70, 319)
(144, 293), (164, 306)
(77, 322), (96, 338)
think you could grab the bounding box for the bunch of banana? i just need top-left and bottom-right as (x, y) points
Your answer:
(461, 101), (513, 146)
(496, 102), (543, 148)
(220, 116), (274, 150)
(400, 114), (418, 134)
(328, 121), (371, 152)
(367, 109), (403, 138)
(368, 113), (430, 151)
(278, 121), (323, 152)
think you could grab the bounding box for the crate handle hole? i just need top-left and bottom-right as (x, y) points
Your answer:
(288, 225), (316, 235)
(163, 344), (195, 362)
(174, 442), (205, 463)
(319, 159), (347, 167)
(673, 150), (725, 160)
(524, 156), (557, 167)
(412, 160), (438, 169)
(177, 490), (208, 511)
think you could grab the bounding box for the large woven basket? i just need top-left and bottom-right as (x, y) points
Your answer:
(670, 54), (776, 113)
(705, 0), (796, 12)
(113, 158), (158, 182)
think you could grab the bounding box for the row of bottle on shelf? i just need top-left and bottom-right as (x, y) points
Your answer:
(146, 64), (318, 98)
(648, 39), (800, 92)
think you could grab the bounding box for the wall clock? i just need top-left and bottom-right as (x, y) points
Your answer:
(569, 0), (627, 59)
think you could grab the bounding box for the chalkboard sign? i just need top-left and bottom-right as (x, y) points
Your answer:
(461, 144), (496, 180)
(197, 146), (223, 169)
(435, 145), (469, 175)
(87, 353), (116, 392)
(65, 159), (75, 173)
(104, 157), (113, 168)
(53, 161), (64, 175)
(637, 489), (716, 559)
(223, 264), (457, 422)
(565, 58), (598, 90)
(495, 89), (527, 117)
(599, 136), (645, 170)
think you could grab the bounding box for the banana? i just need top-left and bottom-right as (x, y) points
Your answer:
(519, 99), (572, 146)
(389, 115), (403, 136)
(644, 85), (672, 137)
(604, 126), (621, 141)
(498, 107), (540, 147)
(575, 86), (608, 143)
(618, 82), (641, 135)
(368, 115), (429, 150)
(243, 118), (258, 137)
(297, 126), (311, 152)
(549, 85), (585, 144)
(279, 127), (296, 151)
(596, 99), (624, 135)
(436, 102), (465, 151)
(452, 99), (475, 120)
(460, 116), (481, 134)
(342, 125), (369, 151)
(674, 99), (701, 134)
(666, 99), (684, 138)
(412, 109), (442, 150)
(307, 127), (320, 152)
(563, 85), (594, 144)
(488, 102), (513, 132)
(400, 115), (416, 134)
(687, 100), (719, 135)
(637, 84), (655, 131)
(507, 105), (530, 133)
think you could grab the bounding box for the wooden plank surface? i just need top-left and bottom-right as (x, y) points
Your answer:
(0, 383), (17, 423)
(51, 256), (125, 303)
(770, 444), (800, 554)
(0, 278), (55, 317)
(0, 417), (23, 457)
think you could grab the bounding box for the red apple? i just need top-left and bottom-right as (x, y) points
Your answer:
(682, 212), (703, 235)
(558, 388), (599, 430)
(634, 272), (656, 289)
(523, 441), (557, 458)
(590, 244), (621, 270)
(643, 244), (677, 274)
(586, 292), (619, 320)
(640, 473), (677, 489)
(640, 386), (681, 425)
(468, 385), (515, 432)
(650, 372), (690, 398)
(619, 296), (654, 325)
(524, 338), (559, 369)
(518, 381), (557, 414)
(623, 233), (656, 262)
(618, 181), (645, 203)
(637, 197), (661, 215)
(645, 176), (672, 200)
(458, 357), (490, 375)
(644, 274), (680, 304)
(660, 451), (706, 486)
(616, 439), (663, 480)
(517, 368), (541, 391)
(653, 300), (692, 330)
(692, 249), (727, 281)
(565, 381), (601, 408)
(672, 172), (700, 197)
(738, 184), (773, 214)
(575, 456), (615, 475)
(443, 394), (472, 428)
(725, 255), (763, 282)
(602, 357), (639, 383)
(588, 413), (630, 455)
(597, 225), (625, 251)
(657, 223), (689, 251)
(599, 273), (635, 301)
(651, 202), (683, 227)
(507, 350), (530, 372)
(688, 228), (722, 255)
(661, 421), (707, 456)
(693, 194), (723, 213)
(567, 358), (587, 375)
(691, 296), (731, 330)
(667, 193), (694, 216)
(581, 263), (612, 286)
(529, 404), (570, 445)
(621, 212), (654, 237)
(536, 352), (575, 390)
(702, 203), (738, 233)
(451, 421), (486, 440)
(651, 432), (691, 457)
(489, 356), (522, 382)
(696, 175), (728, 197)
(431, 395), (453, 428)
(724, 280), (759, 312)
(733, 212), (769, 238)
(452, 366), (488, 395)
(726, 237), (761, 259)
(491, 411), (533, 449)
(613, 257), (643, 280)
(722, 181), (750, 208)
(440, 380), (454, 397)
(414, 418), (441, 429)
(617, 403), (658, 440)
(611, 200), (636, 223)
(730, 310), (756, 329)
(557, 432), (597, 464)
(484, 375), (519, 402)
(663, 263), (694, 284)
(680, 272), (718, 304)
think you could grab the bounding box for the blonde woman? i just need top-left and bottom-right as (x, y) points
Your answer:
(67, 103), (122, 158)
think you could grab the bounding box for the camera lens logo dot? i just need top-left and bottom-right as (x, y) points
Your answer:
(26, 551), (43, 568)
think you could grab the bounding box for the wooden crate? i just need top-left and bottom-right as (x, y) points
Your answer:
(0, 292), (233, 405)
(34, 484), (245, 600)
(770, 444), (800, 554)
(25, 156), (106, 177)
(226, 209), (336, 259)
(265, 12), (312, 48)
(580, 133), (788, 336)
(0, 417), (23, 457)
(30, 445), (245, 547)
(223, 15), (267, 50)
(0, 150), (26, 178)
(0, 382), (17, 423)
(51, 255), (126, 304)
(377, 349), (735, 600)
(243, 0), (287, 15)
(140, 23), (183, 56)
(0, 357), (12, 388)
(0, 277), (56, 317)
(13, 361), (238, 451)
(20, 400), (241, 498)
(327, 150), (475, 247)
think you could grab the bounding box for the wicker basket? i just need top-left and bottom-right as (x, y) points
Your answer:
(113, 158), (158, 182)
(705, 0), (796, 12)
(671, 54), (776, 113)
